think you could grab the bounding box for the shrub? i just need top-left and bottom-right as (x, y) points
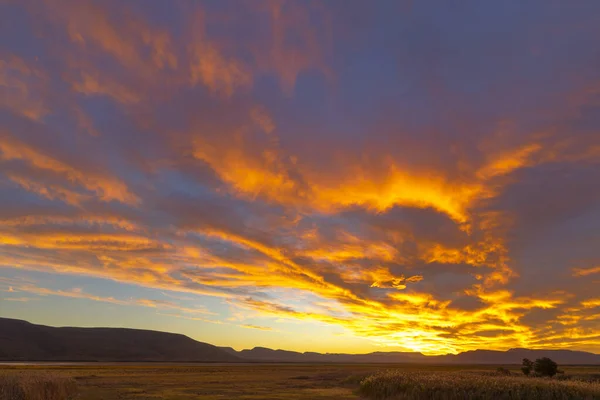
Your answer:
(0, 373), (78, 400)
(521, 358), (533, 376)
(534, 357), (559, 377)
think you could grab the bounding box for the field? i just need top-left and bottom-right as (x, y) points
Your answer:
(1, 364), (599, 400)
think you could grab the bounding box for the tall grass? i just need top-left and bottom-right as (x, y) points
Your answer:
(359, 370), (600, 400)
(0, 373), (77, 400)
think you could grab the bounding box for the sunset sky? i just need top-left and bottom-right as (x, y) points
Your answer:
(1, 0), (600, 355)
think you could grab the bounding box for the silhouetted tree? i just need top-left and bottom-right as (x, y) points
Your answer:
(521, 358), (533, 376)
(534, 357), (558, 377)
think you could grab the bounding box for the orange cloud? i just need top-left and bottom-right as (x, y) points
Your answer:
(71, 72), (140, 104)
(241, 324), (276, 331)
(187, 11), (252, 97)
(0, 135), (139, 205)
(581, 298), (600, 309)
(0, 56), (48, 120)
(54, 0), (177, 75)
(255, 1), (332, 94)
(573, 266), (600, 277)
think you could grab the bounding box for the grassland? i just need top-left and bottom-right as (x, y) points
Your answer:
(0, 372), (77, 400)
(0, 364), (599, 399)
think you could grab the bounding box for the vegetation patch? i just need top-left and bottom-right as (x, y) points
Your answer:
(359, 370), (600, 400)
(0, 372), (78, 400)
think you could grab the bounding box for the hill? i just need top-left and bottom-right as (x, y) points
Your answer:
(0, 317), (240, 362)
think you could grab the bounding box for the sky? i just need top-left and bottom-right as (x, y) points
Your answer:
(1, 0), (600, 356)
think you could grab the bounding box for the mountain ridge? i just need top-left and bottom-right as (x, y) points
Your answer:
(2, 318), (599, 364)
(0, 317), (240, 362)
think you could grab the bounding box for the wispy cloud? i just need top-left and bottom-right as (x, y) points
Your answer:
(2, 297), (38, 302)
(241, 324), (276, 332)
(9, 284), (213, 315)
(573, 266), (600, 277)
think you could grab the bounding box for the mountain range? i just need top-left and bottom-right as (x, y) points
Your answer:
(2, 317), (599, 364)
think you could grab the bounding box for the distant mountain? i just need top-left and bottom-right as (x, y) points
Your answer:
(234, 347), (430, 363)
(218, 346), (239, 356)
(433, 348), (600, 365)
(0, 318), (240, 362)
(231, 347), (600, 364)
(2, 318), (599, 364)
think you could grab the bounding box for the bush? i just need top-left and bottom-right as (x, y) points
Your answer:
(534, 357), (559, 377)
(0, 373), (78, 400)
(521, 358), (533, 376)
(358, 370), (600, 400)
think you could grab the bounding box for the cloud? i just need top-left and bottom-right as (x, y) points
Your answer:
(0, 56), (48, 120)
(0, 134), (139, 205)
(8, 283), (213, 315)
(241, 324), (276, 332)
(573, 266), (600, 277)
(157, 312), (224, 325)
(187, 10), (252, 97)
(71, 72), (140, 104)
(1, 0), (600, 355)
(2, 297), (37, 302)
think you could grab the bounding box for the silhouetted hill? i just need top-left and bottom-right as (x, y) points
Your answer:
(236, 347), (429, 363)
(432, 348), (600, 365)
(239, 347), (309, 362)
(0, 318), (240, 362)
(230, 347), (600, 364)
(2, 318), (599, 364)
(218, 346), (238, 356)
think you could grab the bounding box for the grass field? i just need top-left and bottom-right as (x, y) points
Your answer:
(1, 364), (599, 399)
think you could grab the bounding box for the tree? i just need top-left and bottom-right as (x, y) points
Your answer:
(521, 358), (533, 376)
(534, 357), (558, 377)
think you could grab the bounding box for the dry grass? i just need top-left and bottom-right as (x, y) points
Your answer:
(1, 364), (599, 399)
(0, 372), (77, 400)
(359, 370), (600, 399)
(1, 364), (375, 399)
